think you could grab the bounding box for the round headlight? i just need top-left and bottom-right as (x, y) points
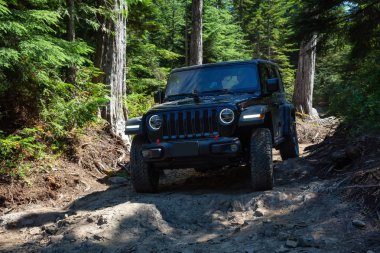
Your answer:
(149, 115), (162, 130)
(219, 108), (235, 125)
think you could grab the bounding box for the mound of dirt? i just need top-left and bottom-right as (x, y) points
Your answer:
(75, 124), (128, 175)
(0, 123), (129, 214)
(304, 126), (380, 217)
(296, 115), (340, 144)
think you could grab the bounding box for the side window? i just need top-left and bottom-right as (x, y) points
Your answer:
(267, 64), (277, 79)
(268, 64), (284, 92)
(273, 66), (285, 92)
(259, 64), (270, 88)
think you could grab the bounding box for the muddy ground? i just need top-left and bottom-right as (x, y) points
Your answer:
(0, 119), (379, 253)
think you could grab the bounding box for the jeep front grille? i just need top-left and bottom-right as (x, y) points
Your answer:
(161, 109), (219, 139)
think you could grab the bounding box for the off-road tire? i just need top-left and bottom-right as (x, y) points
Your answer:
(250, 128), (274, 191)
(130, 135), (159, 193)
(279, 120), (299, 160)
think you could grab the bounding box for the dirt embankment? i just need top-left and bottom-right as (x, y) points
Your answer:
(0, 118), (379, 253)
(0, 124), (129, 214)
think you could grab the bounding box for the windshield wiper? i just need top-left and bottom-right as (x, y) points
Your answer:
(199, 89), (229, 95)
(229, 88), (259, 94)
(166, 90), (201, 103)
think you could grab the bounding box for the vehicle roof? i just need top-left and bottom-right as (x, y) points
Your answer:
(171, 59), (278, 73)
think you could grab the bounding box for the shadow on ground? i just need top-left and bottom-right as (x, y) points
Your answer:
(2, 134), (380, 253)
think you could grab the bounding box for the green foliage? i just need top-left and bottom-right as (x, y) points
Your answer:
(309, 1), (380, 132)
(41, 80), (109, 139)
(203, 0), (250, 63)
(126, 0), (184, 95)
(327, 52), (380, 132)
(0, 128), (46, 177)
(234, 0), (297, 92)
(126, 93), (155, 118)
(0, 0), (107, 177)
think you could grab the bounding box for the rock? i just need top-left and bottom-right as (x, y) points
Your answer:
(276, 245), (290, 253)
(86, 217), (94, 223)
(310, 108), (320, 120)
(285, 239), (298, 248)
(44, 225), (58, 235)
(57, 219), (67, 228)
(298, 236), (314, 247)
(264, 229), (276, 237)
(29, 227), (41, 235)
(108, 176), (127, 184)
(253, 210), (264, 217)
(181, 249), (194, 253)
(352, 219), (366, 228)
(244, 248), (254, 253)
(50, 234), (64, 244)
(93, 234), (102, 241)
(64, 233), (76, 242)
(97, 216), (107, 226)
(231, 200), (245, 212)
(303, 193), (316, 202)
(278, 232), (289, 241)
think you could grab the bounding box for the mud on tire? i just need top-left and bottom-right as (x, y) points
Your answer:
(250, 128), (274, 191)
(130, 135), (159, 193)
(279, 119), (299, 160)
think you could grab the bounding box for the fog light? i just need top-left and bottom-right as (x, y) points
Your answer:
(141, 148), (162, 159)
(230, 144), (238, 152)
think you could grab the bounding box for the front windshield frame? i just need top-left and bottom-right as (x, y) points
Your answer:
(165, 63), (261, 99)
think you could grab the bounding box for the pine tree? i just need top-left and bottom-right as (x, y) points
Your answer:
(203, 0), (250, 63)
(234, 0), (298, 91)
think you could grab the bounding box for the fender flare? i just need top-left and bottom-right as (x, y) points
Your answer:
(238, 105), (269, 127)
(125, 116), (143, 135)
(283, 104), (295, 136)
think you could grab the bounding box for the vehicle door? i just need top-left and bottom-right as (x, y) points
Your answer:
(268, 64), (287, 140)
(258, 63), (277, 140)
(258, 63), (283, 142)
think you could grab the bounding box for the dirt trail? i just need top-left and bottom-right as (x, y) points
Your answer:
(1, 142), (379, 253)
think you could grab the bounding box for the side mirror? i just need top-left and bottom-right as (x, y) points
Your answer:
(266, 78), (279, 93)
(154, 90), (165, 104)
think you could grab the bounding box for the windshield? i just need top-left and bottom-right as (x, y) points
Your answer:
(165, 64), (260, 97)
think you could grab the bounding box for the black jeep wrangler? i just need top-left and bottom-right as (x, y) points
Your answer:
(125, 60), (299, 193)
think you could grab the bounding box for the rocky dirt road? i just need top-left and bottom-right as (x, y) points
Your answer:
(1, 142), (379, 253)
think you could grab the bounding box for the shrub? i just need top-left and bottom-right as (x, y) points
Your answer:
(126, 93), (155, 118)
(0, 128), (46, 177)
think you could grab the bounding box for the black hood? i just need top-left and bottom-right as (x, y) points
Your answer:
(147, 93), (260, 113)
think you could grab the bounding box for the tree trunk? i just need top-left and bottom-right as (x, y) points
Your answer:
(293, 34), (317, 116)
(185, 7), (189, 66)
(94, 0), (131, 149)
(66, 0), (76, 84)
(190, 0), (203, 65)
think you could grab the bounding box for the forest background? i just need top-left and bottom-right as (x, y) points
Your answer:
(0, 0), (379, 178)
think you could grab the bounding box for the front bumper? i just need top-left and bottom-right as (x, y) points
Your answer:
(141, 137), (242, 168)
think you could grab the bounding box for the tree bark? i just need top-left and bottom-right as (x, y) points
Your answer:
(94, 0), (131, 149)
(293, 34), (317, 116)
(185, 6), (189, 66)
(190, 0), (203, 65)
(66, 0), (76, 84)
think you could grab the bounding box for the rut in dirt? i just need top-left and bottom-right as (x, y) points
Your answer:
(1, 138), (379, 253)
